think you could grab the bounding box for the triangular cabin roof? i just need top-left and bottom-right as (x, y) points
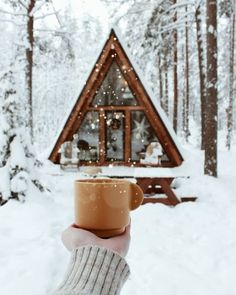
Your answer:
(49, 29), (184, 167)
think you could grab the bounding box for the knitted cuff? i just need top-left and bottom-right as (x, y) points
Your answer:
(53, 245), (130, 295)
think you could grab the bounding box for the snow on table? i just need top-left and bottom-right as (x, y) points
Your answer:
(80, 166), (175, 178)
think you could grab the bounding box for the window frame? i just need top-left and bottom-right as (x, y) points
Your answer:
(78, 105), (171, 167)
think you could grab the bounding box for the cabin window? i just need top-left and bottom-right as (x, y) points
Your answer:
(131, 111), (158, 161)
(65, 60), (172, 166)
(105, 111), (125, 161)
(76, 112), (99, 162)
(92, 61), (138, 106)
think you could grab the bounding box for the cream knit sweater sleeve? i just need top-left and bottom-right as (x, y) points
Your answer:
(53, 245), (130, 295)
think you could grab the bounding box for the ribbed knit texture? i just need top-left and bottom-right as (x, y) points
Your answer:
(53, 246), (130, 295)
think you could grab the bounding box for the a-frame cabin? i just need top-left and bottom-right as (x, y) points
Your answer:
(49, 29), (184, 168)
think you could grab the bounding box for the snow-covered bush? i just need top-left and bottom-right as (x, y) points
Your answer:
(8, 135), (29, 202)
(0, 70), (46, 205)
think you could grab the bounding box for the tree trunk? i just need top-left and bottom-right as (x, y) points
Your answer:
(195, 5), (207, 150)
(164, 62), (169, 116)
(226, 3), (235, 150)
(173, 0), (178, 132)
(205, 0), (218, 177)
(184, 4), (190, 141)
(182, 41), (186, 135)
(26, 0), (36, 141)
(158, 53), (164, 111)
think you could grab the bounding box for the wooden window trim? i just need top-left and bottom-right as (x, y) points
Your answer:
(74, 108), (172, 167)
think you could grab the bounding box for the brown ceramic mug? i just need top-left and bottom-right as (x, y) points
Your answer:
(74, 178), (144, 238)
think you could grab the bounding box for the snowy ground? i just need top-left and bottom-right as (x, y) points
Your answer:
(0, 144), (236, 295)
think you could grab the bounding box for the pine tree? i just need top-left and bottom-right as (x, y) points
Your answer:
(0, 69), (46, 205)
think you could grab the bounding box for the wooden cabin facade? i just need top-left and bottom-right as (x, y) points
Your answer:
(49, 29), (184, 169)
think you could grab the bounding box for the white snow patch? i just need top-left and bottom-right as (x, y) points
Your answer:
(0, 145), (236, 295)
(208, 24), (215, 34)
(9, 136), (27, 169)
(11, 170), (28, 195)
(0, 165), (10, 199)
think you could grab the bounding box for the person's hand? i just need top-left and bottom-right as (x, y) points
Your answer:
(61, 223), (131, 257)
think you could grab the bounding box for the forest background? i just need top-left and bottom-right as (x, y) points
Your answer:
(0, 0), (235, 201)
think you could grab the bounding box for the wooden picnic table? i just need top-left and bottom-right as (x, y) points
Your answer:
(136, 177), (179, 205)
(81, 167), (196, 206)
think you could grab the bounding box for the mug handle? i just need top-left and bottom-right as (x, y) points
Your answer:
(130, 182), (144, 210)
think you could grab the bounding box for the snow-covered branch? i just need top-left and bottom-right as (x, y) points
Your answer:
(159, 3), (195, 23)
(0, 8), (26, 16)
(18, 0), (28, 10)
(154, 6), (195, 33)
(34, 28), (66, 34)
(34, 11), (60, 20)
(49, 0), (62, 27)
(157, 21), (195, 35)
(194, 0), (205, 8)
(115, 6), (153, 25)
(164, 1), (195, 15)
(0, 18), (25, 26)
(31, 1), (47, 15)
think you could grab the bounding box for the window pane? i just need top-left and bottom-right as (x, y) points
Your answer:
(92, 61), (138, 106)
(76, 112), (99, 162)
(106, 111), (124, 161)
(131, 111), (169, 164)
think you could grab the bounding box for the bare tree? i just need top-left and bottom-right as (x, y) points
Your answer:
(26, 0), (36, 141)
(164, 61), (169, 116)
(183, 4), (190, 141)
(226, 0), (235, 150)
(205, 0), (218, 177)
(1, 0), (41, 141)
(195, 4), (207, 150)
(0, 0), (64, 142)
(158, 52), (164, 111)
(173, 0), (178, 132)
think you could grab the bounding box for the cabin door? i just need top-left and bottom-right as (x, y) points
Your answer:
(105, 111), (125, 162)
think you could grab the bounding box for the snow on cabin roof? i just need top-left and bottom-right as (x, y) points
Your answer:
(47, 28), (185, 161)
